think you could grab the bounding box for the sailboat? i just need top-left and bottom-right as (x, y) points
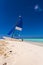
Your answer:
(8, 15), (23, 40)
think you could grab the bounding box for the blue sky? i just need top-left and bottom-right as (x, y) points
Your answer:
(0, 0), (43, 37)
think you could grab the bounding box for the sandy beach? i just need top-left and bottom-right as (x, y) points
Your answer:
(0, 37), (43, 65)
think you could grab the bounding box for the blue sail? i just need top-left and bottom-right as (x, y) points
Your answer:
(8, 26), (14, 35)
(8, 16), (23, 36)
(15, 16), (23, 31)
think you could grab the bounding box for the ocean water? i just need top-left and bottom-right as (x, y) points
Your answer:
(24, 38), (43, 42)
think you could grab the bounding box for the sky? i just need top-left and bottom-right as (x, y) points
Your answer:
(0, 0), (43, 37)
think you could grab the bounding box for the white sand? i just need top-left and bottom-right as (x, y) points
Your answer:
(0, 37), (43, 65)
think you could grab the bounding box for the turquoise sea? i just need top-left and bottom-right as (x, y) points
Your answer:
(24, 38), (43, 42)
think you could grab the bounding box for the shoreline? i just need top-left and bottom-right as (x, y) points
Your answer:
(23, 40), (43, 47)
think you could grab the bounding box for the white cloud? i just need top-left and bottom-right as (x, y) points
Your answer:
(34, 5), (39, 10)
(34, 5), (43, 12)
